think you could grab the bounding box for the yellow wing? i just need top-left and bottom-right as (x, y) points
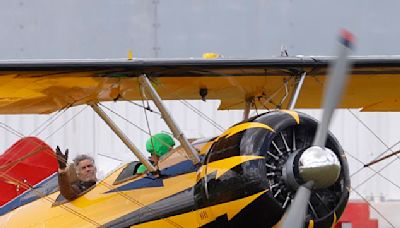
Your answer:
(1, 57), (400, 114)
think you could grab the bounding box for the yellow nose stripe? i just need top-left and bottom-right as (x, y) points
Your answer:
(281, 110), (300, 124)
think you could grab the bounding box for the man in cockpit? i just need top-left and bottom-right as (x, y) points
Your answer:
(55, 147), (97, 201)
(136, 133), (175, 174)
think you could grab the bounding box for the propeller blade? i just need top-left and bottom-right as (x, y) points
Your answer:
(313, 30), (354, 147)
(280, 182), (313, 228)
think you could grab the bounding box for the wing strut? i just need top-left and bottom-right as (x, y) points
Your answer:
(287, 72), (306, 110)
(90, 103), (157, 172)
(139, 75), (201, 165)
(242, 97), (253, 121)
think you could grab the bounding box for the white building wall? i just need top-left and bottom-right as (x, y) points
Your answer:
(0, 101), (399, 202)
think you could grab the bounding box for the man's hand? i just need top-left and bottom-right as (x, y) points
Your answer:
(55, 146), (69, 169)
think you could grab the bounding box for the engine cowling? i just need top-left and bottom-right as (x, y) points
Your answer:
(194, 110), (350, 227)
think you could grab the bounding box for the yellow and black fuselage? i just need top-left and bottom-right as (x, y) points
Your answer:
(0, 110), (349, 228)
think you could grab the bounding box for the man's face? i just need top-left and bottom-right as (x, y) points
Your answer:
(76, 159), (97, 182)
(150, 154), (159, 164)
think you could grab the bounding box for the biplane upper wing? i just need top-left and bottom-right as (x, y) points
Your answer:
(1, 56), (400, 114)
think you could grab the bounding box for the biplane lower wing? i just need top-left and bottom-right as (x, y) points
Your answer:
(1, 57), (400, 114)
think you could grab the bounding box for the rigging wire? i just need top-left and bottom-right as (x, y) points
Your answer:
(253, 98), (259, 116)
(140, 84), (157, 161)
(97, 153), (125, 163)
(29, 109), (66, 136)
(347, 109), (400, 163)
(335, 112), (400, 228)
(350, 140), (400, 178)
(138, 83), (191, 161)
(31, 93), (93, 138)
(126, 100), (161, 115)
(140, 84), (154, 138)
(0, 122), (24, 138)
(178, 100), (225, 132)
(0, 106), (88, 180)
(352, 156), (400, 191)
(44, 106), (88, 140)
(154, 80), (226, 133)
(139, 83), (192, 161)
(118, 90), (211, 132)
(0, 103), (84, 178)
(99, 103), (148, 135)
(97, 102), (179, 154)
(345, 109), (400, 190)
(275, 78), (290, 109)
(258, 75), (294, 110)
(0, 120), (45, 167)
(344, 150), (400, 191)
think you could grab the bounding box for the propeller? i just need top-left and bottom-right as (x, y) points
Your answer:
(280, 30), (354, 228)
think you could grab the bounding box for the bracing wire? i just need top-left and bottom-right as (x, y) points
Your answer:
(345, 150), (400, 191)
(0, 123), (24, 138)
(347, 109), (400, 163)
(99, 103), (148, 135)
(44, 106), (88, 140)
(178, 100), (225, 132)
(345, 109), (400, 191)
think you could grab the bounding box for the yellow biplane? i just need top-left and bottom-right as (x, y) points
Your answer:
(0, 34), (395, 227)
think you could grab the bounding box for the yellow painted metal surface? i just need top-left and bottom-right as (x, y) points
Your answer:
(331, 212), (337, 228)
(281, 110), (300, 124)
(198, 140), (213, 156)
(308, 219), (315, 228)
(2, 63), (400, 113)
(134, 190), (267, 228)
(0, 149), (265, 227)
(0, 165), (198, 227)
(217, 122), (274, 140)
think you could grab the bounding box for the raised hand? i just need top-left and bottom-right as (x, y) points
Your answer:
(55, 146), (69, 169)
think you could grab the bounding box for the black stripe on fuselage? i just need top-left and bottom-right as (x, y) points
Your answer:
(200, 191), (284, 228)
(104, 161), (265, 227)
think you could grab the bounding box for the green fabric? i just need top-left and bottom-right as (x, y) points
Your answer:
(136, 164), (147, 174)
(146, 133), (175, 157)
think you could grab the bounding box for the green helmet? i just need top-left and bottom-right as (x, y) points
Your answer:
(136, 164), (147, 174)
(146, 133), (175, 157)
